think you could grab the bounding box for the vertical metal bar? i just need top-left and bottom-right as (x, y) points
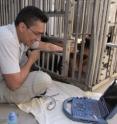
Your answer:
(56, 16), (59, 37)
(53, 16), (56, 36)
(42, 52), (45, 69)
(1, 0), (3, 25)
(85, 0), (92, 34)
(14, 0), (16, 20)
(0, 0), (1, 25)
(59, 0), (62, 11)
(58, 17), (60, 37)
(92, 0), (106, 85)
(5, 0), (8, 24)
(59, 16), (62, 37)
(17, 0), (20, 13)
(56, 53), (60, 74)
(115, 49), (117, 73)
(2, 0), (5, 25)
(8, 0), (12, 23)
(61, 0), (65, 11)
(71, 0), (79, 78)
(4, 1), (6, 25)
(110, 11), (117, 75)
(97, 0), (111, 83)
(114, 27), (117, 73)
(2, 0), (4, 25)
(62, 0), (70, 77)
(83, 0), (93, 83)
(10, 0), (12, 23)
(52, 53), (55, 72)
(77, 0), (87, 81)
(2, 0), (4, 24)
(47, 52), (50, 70)
(60, 53), (63, 75)
(85, 0), (98, 88)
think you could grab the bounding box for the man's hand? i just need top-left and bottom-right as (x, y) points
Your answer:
(28, 50), (40, 64)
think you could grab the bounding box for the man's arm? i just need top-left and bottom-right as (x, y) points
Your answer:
(3, 50), (39, 91)
(38, 41), (63, 52)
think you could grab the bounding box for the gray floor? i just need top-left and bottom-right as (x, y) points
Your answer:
(0, 103), (38, 124)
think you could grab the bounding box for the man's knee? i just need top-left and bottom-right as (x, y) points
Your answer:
(33, 71), (52, 84)
(32, 71), (52, 95)
(0, 71), (52, 104)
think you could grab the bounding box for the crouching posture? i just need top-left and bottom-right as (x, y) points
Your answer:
(0, 6), (53, 103)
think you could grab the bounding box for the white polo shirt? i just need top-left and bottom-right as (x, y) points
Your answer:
(0, 23), (28, 81)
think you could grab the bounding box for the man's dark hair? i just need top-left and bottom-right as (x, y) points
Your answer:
(15, 6), (48, 27)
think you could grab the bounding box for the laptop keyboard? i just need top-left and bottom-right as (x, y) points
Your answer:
(71, 97), (101, 121)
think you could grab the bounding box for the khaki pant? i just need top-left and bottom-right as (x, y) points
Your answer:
(0, 71), (52, 104)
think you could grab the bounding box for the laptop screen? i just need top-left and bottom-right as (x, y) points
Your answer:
(101, 80), (117, 113)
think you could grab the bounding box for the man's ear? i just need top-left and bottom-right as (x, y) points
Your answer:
(18, 22), (27, 32)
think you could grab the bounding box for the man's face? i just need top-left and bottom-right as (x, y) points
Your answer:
(18, 20), (45, 47)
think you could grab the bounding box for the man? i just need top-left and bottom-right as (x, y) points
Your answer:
(0, 6), (62, 103)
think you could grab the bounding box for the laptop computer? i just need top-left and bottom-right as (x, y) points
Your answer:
(63, 79), (117, 124)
